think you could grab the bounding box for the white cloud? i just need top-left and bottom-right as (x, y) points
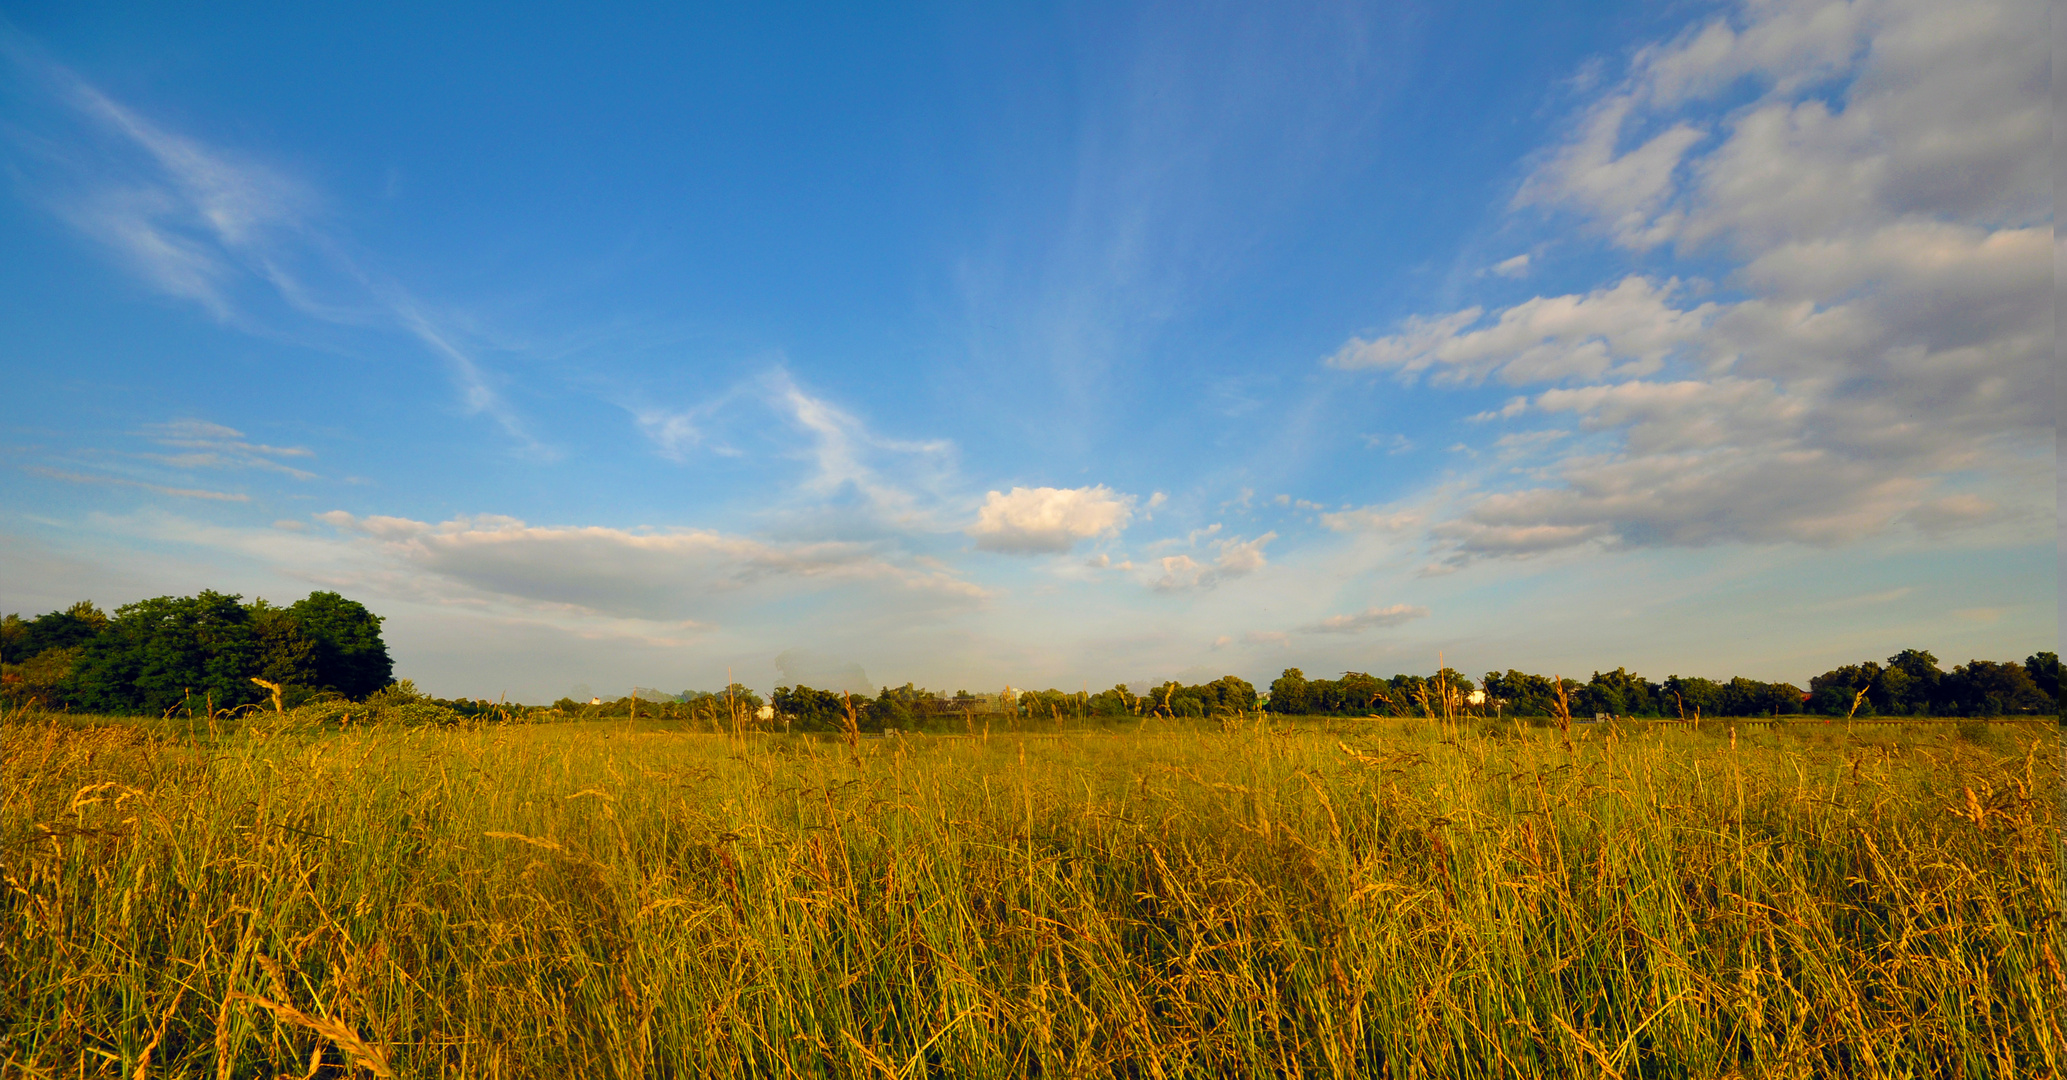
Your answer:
(1151, 532), (1275, 590)
(1318, 507), (1422, 533)
(1488, 253), (1531, 278)
(968, 485), (1134, 554)
(772, 372), (956, 526)
(1301, 604), (1430, 634)
(1328, 277), (1718, 385)
(314, 511), (985, 621)
(1329, 0), (2050, 566)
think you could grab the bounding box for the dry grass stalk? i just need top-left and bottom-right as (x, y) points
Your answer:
(0, 710), (2055, 1077)
(227, 992), (395, 1077)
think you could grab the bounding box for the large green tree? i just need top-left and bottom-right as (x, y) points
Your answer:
(69, 592), (261, 715)
(2023, 652), (2059, 703)
(287, 592), (394, 698)
(1938, 659), (2052, 715)
(248, 601), (321, 689)
(1266, 669), (1311, 714)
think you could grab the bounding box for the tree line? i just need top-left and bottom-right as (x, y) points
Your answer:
(7, 590), (2053, 723)
(758, 676), (1264, 733)
(1267, 648), (2060, 719)
(1, 592), (393, 715)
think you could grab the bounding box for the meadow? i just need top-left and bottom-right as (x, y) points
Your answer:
(0, 710), (2058, 1078)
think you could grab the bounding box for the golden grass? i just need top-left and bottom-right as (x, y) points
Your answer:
(0, 713), (2058, 1078)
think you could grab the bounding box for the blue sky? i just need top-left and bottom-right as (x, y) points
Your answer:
(0, 0), (2053, 700)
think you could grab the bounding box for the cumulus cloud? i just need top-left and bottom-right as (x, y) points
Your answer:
(1300, 604), (1429, 634)
(1330, 0), (2050, 565)
(968, 485), (1134, 554)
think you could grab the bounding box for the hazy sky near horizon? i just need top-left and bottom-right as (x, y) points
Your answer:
(0, 0), (2054, 700)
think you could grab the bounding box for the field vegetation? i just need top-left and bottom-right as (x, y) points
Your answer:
(1, 705), (2057, 1078)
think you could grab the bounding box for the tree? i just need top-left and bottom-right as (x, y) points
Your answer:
(5, 602), (109, 664)
(1578, 668), (1658, 717)
(721, 683), (766, 715)
(3, 603), (111, 707)
(1660, 675), (1722, 719)
(772, 685), (853, 731)
(1485, 670), (1566, 717)
(1201, 675), (1258, 715)
(1267, 669), (1310, 714)
(2023, 652), (2059, 704)
(1938, 660), (2051, 716)
(248, 602), (321, 689)
(69, 592), (261, 715)
(1874, 649), (1943, 715)
(1716, 677), (1800, 717)
(1808, 662), (1882, 716)
(0, 613), (24, 663)
(1090, 685), (1137, 717)
(288, 592), (394, 698)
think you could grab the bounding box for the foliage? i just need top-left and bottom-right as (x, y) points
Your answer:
(286, 591), (394, 698)
(1, 591), (395, 714)
(2024, 651), (2060, 700)
(68, 591), (264, 716)
(772, 684), (859, 731)
(1267, 668), (1456, 716)
(1806, 649), (2059, 716)
(1276, 648), (2052, 720)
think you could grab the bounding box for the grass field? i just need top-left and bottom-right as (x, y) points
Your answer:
(1, 711), (2058, 1078)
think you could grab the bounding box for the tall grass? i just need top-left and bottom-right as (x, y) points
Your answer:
(1, 713), (2058, 1077)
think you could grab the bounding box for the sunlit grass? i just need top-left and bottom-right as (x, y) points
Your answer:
(1, 711), (2058, 1077)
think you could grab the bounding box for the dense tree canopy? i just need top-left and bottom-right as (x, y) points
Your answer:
(286, 592), (394, 698)
(1806, 650), (2058, 717)
(2, 591), (395, 714)
(1265, 651), (2054, 720)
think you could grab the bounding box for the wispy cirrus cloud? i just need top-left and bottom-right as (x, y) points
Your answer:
(1, 39), (542, 452)
(1151, 531), (1274, 591)
(1300, 603), (1428, 634)
(24, 466), (249, 502)
(769, 371), (960, 526)
(136, 420), (317, 480)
